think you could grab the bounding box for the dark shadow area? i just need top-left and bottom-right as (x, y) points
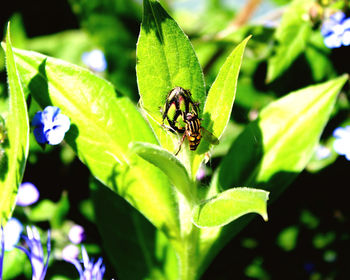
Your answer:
(218, 120), (263, 190)
(0, 135), (9, 181)
(141, 0), (170, 43)
(28, 59), (51, 106)
(199, 169), (299, 279)
(200, 115), (315, 278)
(254, 54), (316, 98)
(330, 46), (350, 75)
(0, 0), (79, 39)
(91, 179), (174, 280)
(64, 124), (79, 154)
(202, 156), (350, 279)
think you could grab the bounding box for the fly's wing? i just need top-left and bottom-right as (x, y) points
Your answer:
(201, 127), (219, 145)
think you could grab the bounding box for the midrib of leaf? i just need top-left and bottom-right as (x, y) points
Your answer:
(15, 52), (130, 164)
(148, 3), (172, 86)
(264, 82), (340, 153)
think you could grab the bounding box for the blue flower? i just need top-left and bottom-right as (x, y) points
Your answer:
(17, 182), (40, 207)
(333, 126), (350, 160)
(321, 11), (350, 48)
(82, 49), (107, 72)
(17, 226), (51, 280)
(32, 106), (70, 145)
(0, 218), (23, 251)
(65, 246), (106, 280)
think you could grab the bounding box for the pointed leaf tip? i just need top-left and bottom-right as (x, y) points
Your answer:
(130, 141), (193, 200)
(192, 187), (269, 228)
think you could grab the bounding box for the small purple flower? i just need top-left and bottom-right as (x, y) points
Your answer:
(196, 166), (206, 181)
(16, 226), (51, 280)
(17, 182), (40, 207)
(315, 144), (331, 160)
(321, 11), (350, 48)
(82, 49), (107, 72)
(333, 126), (350, 160)
(32, 106), (70, 145)
(0, 218), (23, 251)
(65, 246), (105, 280)
(62, 244), (80, 261)
(68, 225), (85, 244)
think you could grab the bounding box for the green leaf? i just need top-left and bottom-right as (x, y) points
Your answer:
(217, 75), (348, 198)
(130, 142), (193, 200)
(202, 36), (250, 140)
(12, 47), (181, 239)
(196, 75), (348, 276)
(192, 187), (269, 228)
(27, 192), (69, 228)
(13, 48), (152, 172)
(3, 249), (27, 279)
(277, 225), (299, 251)
(136, 0), (205, 155)
(192, 36), (250, 176)
(266, 0), (313, 82)
(0, 23), (29, 223)
(304, 31), (335, 81)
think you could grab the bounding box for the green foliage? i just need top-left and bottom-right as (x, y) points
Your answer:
(10, 46), (181, 244)
(192, 187), (268, 228)
(1, 0), (349, 279)
(0, 24), (29, 224)
(136, 0), (206, 171)
(267, 0), (313, 82)
(130, 142), (193, 200)
(27, 192), (69, 228)
(215, 75), (348, 199)
(277, 225), (299, 251)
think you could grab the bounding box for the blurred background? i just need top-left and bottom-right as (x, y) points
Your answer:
(1, 0), (350, 279)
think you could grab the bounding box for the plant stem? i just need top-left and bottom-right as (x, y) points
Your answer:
(178, 226), (200, 280)
(176, 190), (200, 280)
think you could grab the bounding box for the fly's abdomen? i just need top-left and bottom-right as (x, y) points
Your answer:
(186, 117), (202, 151)
(188, 132), (201, 150)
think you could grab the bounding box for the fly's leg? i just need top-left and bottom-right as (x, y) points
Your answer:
(175, 133), (186, 156)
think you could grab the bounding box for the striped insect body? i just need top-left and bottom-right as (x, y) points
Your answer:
(162, 87), (218, 155)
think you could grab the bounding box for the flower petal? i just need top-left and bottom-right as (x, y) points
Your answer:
(324, 33), (342, 48)
(333, 138), (350, 156)
(42, 106), (61, 121)
(45, 127), (67, 145)
(52, 114), (70, 133)
(17, 182), (40, 206)
(333, 127), (350, 139)
(41, 106), (60, 132)
(68, 225), (85, 244)
(0, 218), (23, 251)
(62, 244), (80, 261)
(81, 246), (90, 268)
(32, 112), (43, 126)
(33, 126), (47, 144)
(330, 11), (346, 23)
(82, 49), (107, 72)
